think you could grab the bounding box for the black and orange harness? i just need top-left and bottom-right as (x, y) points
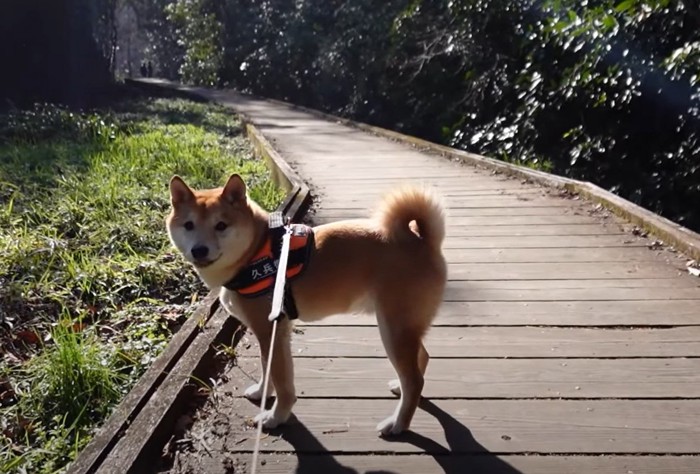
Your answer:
(223, 218), (314, 319)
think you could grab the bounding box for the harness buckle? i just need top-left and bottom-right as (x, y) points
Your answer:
(268, 211), (289, 230)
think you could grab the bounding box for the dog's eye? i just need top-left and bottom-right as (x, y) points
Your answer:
(215, 222), (227, 232)
(184, 221), (194, 231)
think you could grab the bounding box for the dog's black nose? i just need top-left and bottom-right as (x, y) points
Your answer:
(191, 245), (209, 260)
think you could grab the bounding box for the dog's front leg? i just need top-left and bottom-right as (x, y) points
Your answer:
(253, 317), (297, 430)
(243, 344), (270, 401)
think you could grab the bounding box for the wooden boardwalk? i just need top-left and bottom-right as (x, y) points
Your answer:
(167, 90), (700, 473)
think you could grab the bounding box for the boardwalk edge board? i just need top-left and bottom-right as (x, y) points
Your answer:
(66, 293), (220, 474)
(69, 80), (311, 473)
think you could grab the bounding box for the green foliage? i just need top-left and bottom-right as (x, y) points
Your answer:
(23, 321), (124, 426)
(0, 104), (118, 143)
(7, 320), (126, 473)
(166, 0), (223, 86)
(0, 98), (283, 473)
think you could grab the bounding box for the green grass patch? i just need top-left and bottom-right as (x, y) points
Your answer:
(497, 151), (554, 173)
(0, 98), (284, 473)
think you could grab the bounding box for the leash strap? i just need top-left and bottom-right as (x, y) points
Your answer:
(251, 212), (291, 473)
(250, 317), (278, 474)
(269, 224), (292, 322)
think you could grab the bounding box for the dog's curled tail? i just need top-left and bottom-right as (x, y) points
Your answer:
(375, 186), (446, 252)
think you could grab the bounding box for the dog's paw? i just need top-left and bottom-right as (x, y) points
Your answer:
(244, 382), (265, 401)
(388, 379), (401, 396)
(254, 409), (289, 430)
(376, 415), (407, 437)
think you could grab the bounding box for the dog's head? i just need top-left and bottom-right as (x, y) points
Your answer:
(166, 174), (257, 285)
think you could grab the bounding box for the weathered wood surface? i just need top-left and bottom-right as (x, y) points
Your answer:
(286, 326), (700, 358)
(443, 247), (676, 263)
(447, 261), (685, 279)
(188, 454), (700, 474)
(153, 88), (700, 473)
(314, 214), (619, 225)
(313, 299), (700, 326)
(233, 356), (700, 398)
(212, 398), (700, 454)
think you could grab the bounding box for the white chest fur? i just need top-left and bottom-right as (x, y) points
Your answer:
(218, 287), (252, 326)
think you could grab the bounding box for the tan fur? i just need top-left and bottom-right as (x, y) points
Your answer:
(167, 174), (447, 436)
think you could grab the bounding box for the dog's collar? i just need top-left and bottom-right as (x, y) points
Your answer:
(222, 221), (314, 319)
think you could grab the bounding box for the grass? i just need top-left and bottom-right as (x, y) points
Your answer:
(0, 97), (284, 473)
(497, 151), (554, 173)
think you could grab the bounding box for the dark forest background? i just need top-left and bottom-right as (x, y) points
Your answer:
(2, 0), (698, 231)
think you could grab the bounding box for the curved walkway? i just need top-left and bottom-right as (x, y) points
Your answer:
(168, 87), (700, 474)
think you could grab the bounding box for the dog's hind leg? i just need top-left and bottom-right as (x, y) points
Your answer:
(376, 315), (425, 436)
(388, 343), (429, 396)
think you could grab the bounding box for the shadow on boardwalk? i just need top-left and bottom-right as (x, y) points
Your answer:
(276, 399), (522, 474)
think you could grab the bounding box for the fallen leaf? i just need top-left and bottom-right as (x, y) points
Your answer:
(72, 322), (86, 333)
(15, 330), (40, 345)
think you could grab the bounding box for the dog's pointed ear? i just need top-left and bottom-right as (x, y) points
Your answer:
(221, 174), (246, 204)
(169, 176), (194, 205)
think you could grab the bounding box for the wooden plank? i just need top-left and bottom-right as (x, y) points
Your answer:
(444, 286), (700, 302)
(311, 215), (604, 226)
(442, 235), (648, 248)
(306, 180), (512, 190)
(95, 308), (241, 473)
(318, 207), (583, 218)
(223, 399), (700, 453)
(313, 182), (543, 194)
(318, 190), (550, 200)
(298, 162), (468, 169)
(234, 356), (700, 398)
(287, 152), (448, 161)
(314, 188), (550, 200)
(218, 454), (700, 474)
(298, 170), (480, 179)
(443, 247), (671, 263)
(320, 187), (546, 197)
(444, 224), (623, 236)
(286, 326), (700, 358)
(308, 177), (492, 186)
(308, 172), (484, 179)
(318, 199), (576, 209)
(307, 300), (700, 326)
(310, 188), (550, 199)
(302, 168), (514, 177)
(448, 262), (684, 280)
(446, 279), (696, 289)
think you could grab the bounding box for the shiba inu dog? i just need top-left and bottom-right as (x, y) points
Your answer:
(166, 174), (447, 436)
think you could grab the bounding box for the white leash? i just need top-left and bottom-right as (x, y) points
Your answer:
(251, 222), (293, 474)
